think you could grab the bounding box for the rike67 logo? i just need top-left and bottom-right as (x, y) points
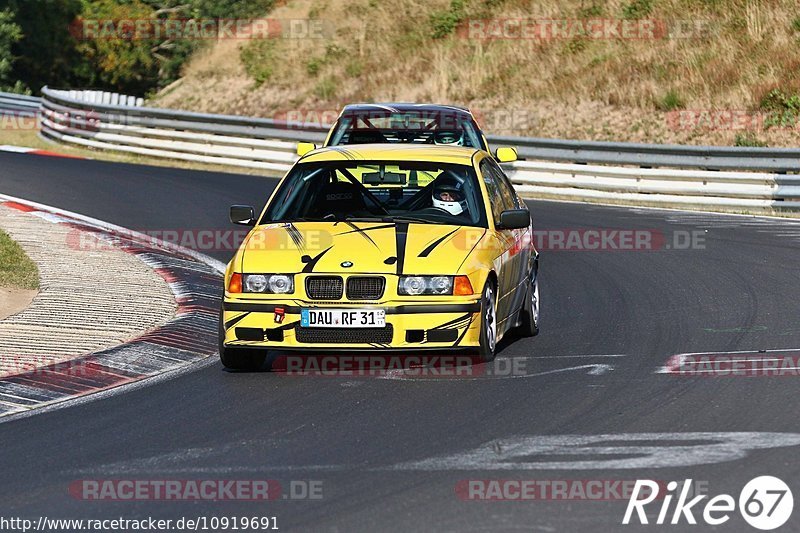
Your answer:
(623, 476), (793, 530)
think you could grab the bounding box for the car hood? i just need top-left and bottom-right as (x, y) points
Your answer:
(239, 221), (487, 275)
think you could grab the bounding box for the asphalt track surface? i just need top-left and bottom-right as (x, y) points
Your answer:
(1, 152), (800, 532)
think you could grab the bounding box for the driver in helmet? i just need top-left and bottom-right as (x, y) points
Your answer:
(433, 130), (464, 146)
(431, 176), (468, 216)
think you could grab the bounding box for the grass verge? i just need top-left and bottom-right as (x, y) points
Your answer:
(151, 0), (800, 147)
(0, 229), (38, 290)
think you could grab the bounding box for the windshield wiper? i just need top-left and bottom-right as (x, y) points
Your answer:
(346, 216), (434, 224)
(346, 216), (386, 222)
(388, 216), (435, 224)
(268, 217), (315, 223)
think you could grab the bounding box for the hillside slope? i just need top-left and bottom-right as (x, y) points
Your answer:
(151, 0), (800, 147)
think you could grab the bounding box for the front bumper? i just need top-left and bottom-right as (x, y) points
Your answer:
(221, 298), (482, 351)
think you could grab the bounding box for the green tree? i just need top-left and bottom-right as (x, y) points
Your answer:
(0, 0), (86, 93)
(75, 0), (160, 94)
(0, 8), (23, 91)
(0, 0), (277, 95)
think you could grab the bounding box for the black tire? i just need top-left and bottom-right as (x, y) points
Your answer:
(518, 268), (540, 337)
(218, 307), (267, 371)
(478, 279), (498, 362)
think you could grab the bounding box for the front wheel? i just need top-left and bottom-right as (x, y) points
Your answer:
(478, 280), (498, 362)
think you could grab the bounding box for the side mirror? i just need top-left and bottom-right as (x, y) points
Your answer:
(296, 142), (317, 157)
(230, 205), (255, 226)
(497, 209), (530, 230)
(495, 146), (518, 163)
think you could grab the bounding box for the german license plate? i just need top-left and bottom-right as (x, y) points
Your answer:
(300, 308), (385, 328)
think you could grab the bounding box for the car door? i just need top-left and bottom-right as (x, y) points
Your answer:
(490, 159), (534, 322)
(479, 157), (522, 331)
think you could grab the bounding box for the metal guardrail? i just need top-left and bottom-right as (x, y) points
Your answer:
(2, 88), (798, 210)
(506, 161), (800, 209)
(489, 135), (800, 173)
(0, 91), (40, 117)
(38, 87), (325, 172)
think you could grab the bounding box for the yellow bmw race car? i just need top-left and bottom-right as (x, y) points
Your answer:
(220, 144), (539, 370)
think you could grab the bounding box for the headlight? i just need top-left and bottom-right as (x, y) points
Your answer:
(429, 276), (453, 294)
(268, 274), (293, 294)
(398, 275), (454, 295)
(400, 276), (428, 295)
(243, 274), (294, 294)
(245, 274), (267, 293)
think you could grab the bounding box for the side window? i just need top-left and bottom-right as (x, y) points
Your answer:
(487, 159), (518, 210)
(479, 159), (505, 222)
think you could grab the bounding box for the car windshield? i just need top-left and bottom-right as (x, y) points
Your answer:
(327, 110), (484, 150)
(262, 160), (487, 227)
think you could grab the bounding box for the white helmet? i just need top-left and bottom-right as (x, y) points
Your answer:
(432, 177), (467, 215)
(433, 130), (463, 146)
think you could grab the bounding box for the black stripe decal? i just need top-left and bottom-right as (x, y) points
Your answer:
(224, 312), (250, 330)
(394, 222), (409, 275)
(453, 315), (475, 346)
(286, 224), (305, 251)
(341, 222), (380, 249)
(431, 312), (473, 330)
(457, 229), (486, 272)
(418, 228), (459, 258)
(302, 246), (333, 273)
(337, 223), (395, 235)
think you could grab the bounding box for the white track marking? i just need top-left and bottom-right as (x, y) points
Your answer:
(391, 432), (800, 471)
(656, 347), (800, 374)
(0, 145), (35, 153)
(380, 362), (615, 381)
(67, 432), (800, 474)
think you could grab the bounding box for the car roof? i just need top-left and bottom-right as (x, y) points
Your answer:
(340, 103), (473, 117)
(299, 143), (482, 165)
